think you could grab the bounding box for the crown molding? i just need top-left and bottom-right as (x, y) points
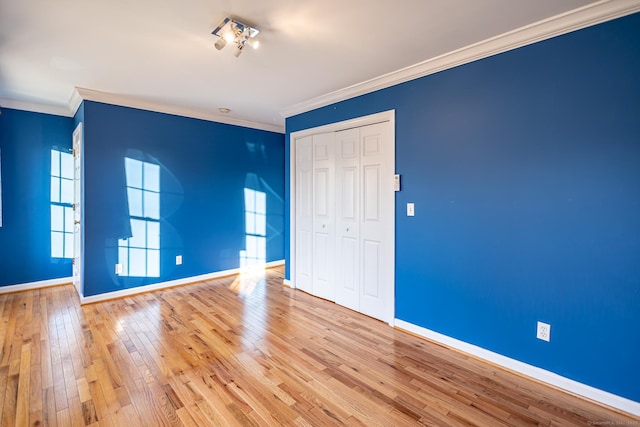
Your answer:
(68, 89), (83, 116)
(280, 0), (640, 119)
(72, 87), (284, 134)
(0, 97), (73, 117)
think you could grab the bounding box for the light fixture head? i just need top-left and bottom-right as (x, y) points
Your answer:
(214, 38), (227, 50)
(234, 44), (244, 58)
(211, 17), (260, 57)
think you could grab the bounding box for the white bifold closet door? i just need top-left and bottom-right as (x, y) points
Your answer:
(335, 122), (393, 322)
(294, 119), (393, 324)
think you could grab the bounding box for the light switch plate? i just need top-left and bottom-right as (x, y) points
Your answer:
(394, 174), (401, 192)
(176, 255), (183, 265)
(407, 203), (415, 216)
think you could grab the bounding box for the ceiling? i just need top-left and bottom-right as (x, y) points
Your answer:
(0, 0), (627, 131)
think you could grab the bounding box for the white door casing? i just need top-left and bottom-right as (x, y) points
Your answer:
(72, 122), (83, 297)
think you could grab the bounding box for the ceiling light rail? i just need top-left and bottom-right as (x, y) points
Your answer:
(212, 17), (260, 57)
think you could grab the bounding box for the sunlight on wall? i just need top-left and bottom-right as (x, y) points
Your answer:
(118, 157), (160, 277)
(50, 148), (74, 259)
(232, 185), (267, 296)
(240, 187), (266, 270)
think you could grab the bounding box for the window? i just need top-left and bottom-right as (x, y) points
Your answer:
(51, 149), (74, 258)
(240, 187), (266, 268)
(118, 158), (160, 277)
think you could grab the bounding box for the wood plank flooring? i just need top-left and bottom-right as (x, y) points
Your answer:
(0, 267), (637, 426)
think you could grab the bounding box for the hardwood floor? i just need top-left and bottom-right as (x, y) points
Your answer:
(0, 267), (637, 426)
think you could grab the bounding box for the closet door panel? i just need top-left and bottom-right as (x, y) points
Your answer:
(295, 136), (314, 293)
(335, 128), (360, 311)
(312, 132), (336, 301)
(362, 239), (381, 299)
(359, 123), (393, 322)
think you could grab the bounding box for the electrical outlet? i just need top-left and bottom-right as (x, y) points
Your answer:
(176, 255), (183, 265)
(115, 263), (123, 275)
(537, 321), (551, 342)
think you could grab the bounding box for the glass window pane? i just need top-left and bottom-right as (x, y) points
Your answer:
(64, 206), (74, 232)
(61, 178), (74, 204)
(51, 150), (60, 177)
(256, 191), (266, 215)
(245, 212), (255, 234)
(147, 221), (160, 249)
(125, 158), (143, 188)
(51, 205), (64, 231)
(51, 177), (60, 203)
(118, 246), (129, 276)
(129, 248), (146, 276)
(256, 213), (266, 236)
(51, 232), (63, 258)
(144, 191), (159, 219)
(64, 232), (74, 259)
(147, 249), (160, 277)
(244, 189), (255, 212)
(129, 219), (146, 248)
(60, 152), (74, 179)
(127, 188), (143, 217)
(144, 163), (160, 192)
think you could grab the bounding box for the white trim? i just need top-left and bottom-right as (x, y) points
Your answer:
(0, 97), (73, 117)
(281, 0), (640, 118)
(394, 319), (640, 417)
(0, 277), (73, 294)
(289, 110), (396, 323)
(80, 260), (285, 305)
(69, 89), (84, 116)
(73, 88), (284, 134)
(283, 279), (292, 288)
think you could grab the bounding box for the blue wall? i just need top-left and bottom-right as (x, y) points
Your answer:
(285, 14), (640, 401)
(81, 101), (285, 297)
(0, 109), (73, 286)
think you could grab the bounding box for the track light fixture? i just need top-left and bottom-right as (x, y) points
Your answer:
(211, 17), (260, 58)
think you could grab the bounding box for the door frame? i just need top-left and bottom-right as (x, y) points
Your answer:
(72, 122), (83, 298)
(289, 110), (395, 325)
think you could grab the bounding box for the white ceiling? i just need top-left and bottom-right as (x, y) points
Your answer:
(0, 0), (632, 131)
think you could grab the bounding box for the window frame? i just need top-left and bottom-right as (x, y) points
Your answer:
(50, 148), (74, 259)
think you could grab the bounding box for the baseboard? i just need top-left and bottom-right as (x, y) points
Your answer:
(80, 260), (285, 305)
(394, 319), (640, 417)
(283, 279), (292, 288)
(0, 276), (73, 294)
